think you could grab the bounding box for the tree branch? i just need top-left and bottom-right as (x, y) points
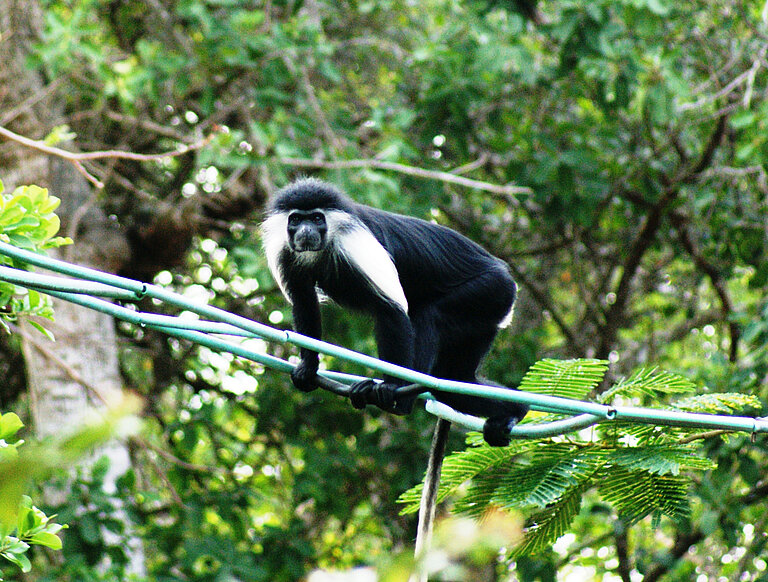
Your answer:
(277, 156), (532, 197)
(614, 527), (632, 582)
(598, 115), (727, 358)
(671, 215), (740, 362)
(642, 530), (705, 582)
(0, 124), (215, 189)
(643, 478), (768, 581)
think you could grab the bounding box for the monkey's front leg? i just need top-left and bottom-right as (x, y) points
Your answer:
(291, 351), (320, 393)
(287, 278), (322, 393)
(349, 306), (416, 414)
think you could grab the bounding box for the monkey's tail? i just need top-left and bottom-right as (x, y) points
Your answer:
(411, 417), (451, 582)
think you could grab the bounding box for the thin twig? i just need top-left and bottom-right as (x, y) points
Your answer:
(69, 110), (188, 141)
(677, 430), (729, 445)
(132, 436), (220, 474)
(0, 77), (64, 126)
(677, 66), (756, 112)
(449, 153), (489, 175)
(0, 124), (215, 188)
(297, 63), (344, 153)
(671, 216), (740, 362)
(13, 322), (110, 405)
(277, 156), (532, 197)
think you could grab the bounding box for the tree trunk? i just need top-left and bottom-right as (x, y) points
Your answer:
(0, 0), (145, 576)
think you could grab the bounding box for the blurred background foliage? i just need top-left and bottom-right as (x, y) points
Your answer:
(1, 0), (768, 580)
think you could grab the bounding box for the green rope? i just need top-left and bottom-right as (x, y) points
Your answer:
(0, 239), (766, 438)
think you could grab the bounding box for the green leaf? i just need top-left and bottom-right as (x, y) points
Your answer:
(494, 448), (605, 509)
(37, 194), (61, 215)
(518, 359), (608, 399)
(644, 0), (671, 16)
(6, 234), (35, 249)
(26, 320), (55, 342)
(731, 111), (756, 129)
(37, 215), (61, 240)
(1, 216), (40, 232)
(28, 531), (62, 550)
(79, 514), (101, 545)
(0, 414), (23, 440)
(41, 236), (72, 249)
(0, 207), (25, 227)
(398, 445), (516, 514)
(16, 496), (34, 536)
(451, 463), (515, 518)
(1, 551), (31, 573)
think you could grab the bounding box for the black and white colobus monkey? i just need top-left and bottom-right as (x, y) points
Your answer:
(262, 178), (528, 446)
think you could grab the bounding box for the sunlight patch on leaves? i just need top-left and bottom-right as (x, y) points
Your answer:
(671, 392), (761, 414)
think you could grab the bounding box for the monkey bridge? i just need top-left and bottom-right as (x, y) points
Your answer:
(0, 238), (766, 439)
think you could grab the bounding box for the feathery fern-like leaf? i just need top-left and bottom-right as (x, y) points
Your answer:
(600, 368), (696, 404)
(450, 464), (514, 518)
(519, 358), (608, 399)
(672, 392), (761, 414)
(451, 445), (604, 516)
(511, 485), (585, 557)
(398, 444), (519, 514)
(498, 449), (605, 509)
(599, 468), (690, 524)
(608, 445), (715, 476)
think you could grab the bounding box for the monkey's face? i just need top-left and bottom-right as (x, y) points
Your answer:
(287, 210), (327, 253)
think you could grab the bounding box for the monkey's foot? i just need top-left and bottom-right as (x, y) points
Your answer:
(349, 379), (397, 411)
(290, 362), (319, 393)
(483, 416), (522, 447)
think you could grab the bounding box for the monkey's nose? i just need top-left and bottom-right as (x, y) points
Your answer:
(294, 227), (322, 252)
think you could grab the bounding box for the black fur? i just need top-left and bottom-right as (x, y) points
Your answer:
(265, 178), (528, 446)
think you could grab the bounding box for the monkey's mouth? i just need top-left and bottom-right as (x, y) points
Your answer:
(291, 241), (323, 253)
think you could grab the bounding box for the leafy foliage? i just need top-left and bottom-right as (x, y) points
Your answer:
(598, 367), (697, 403)
(400, 361), (757, 557)
(519, 358), (608, 399)
(3, 0), (768, 579)
(0, 180), (71, 334)
(598, 470), (691, 525)
(0, 398), (141, 580)
(0, 415), (65, 580)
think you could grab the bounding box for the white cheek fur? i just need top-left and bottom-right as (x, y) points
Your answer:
(261, 212), (291, 301)
(498, 303), (515, 329)
(334, 221), (408, 314)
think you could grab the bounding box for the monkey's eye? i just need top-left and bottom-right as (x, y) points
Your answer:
(311, 213), (324, 224)
(288, 214), (301, 226)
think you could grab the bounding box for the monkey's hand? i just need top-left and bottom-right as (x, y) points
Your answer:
(349, 380), (399, 412)
(290, 359), (319, 393)
(483, 415), (524, 447)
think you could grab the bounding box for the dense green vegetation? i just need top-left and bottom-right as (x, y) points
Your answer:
(1, 0), (768, 580)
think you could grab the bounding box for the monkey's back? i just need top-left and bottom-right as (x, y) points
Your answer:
(355, 205), (513, 308)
